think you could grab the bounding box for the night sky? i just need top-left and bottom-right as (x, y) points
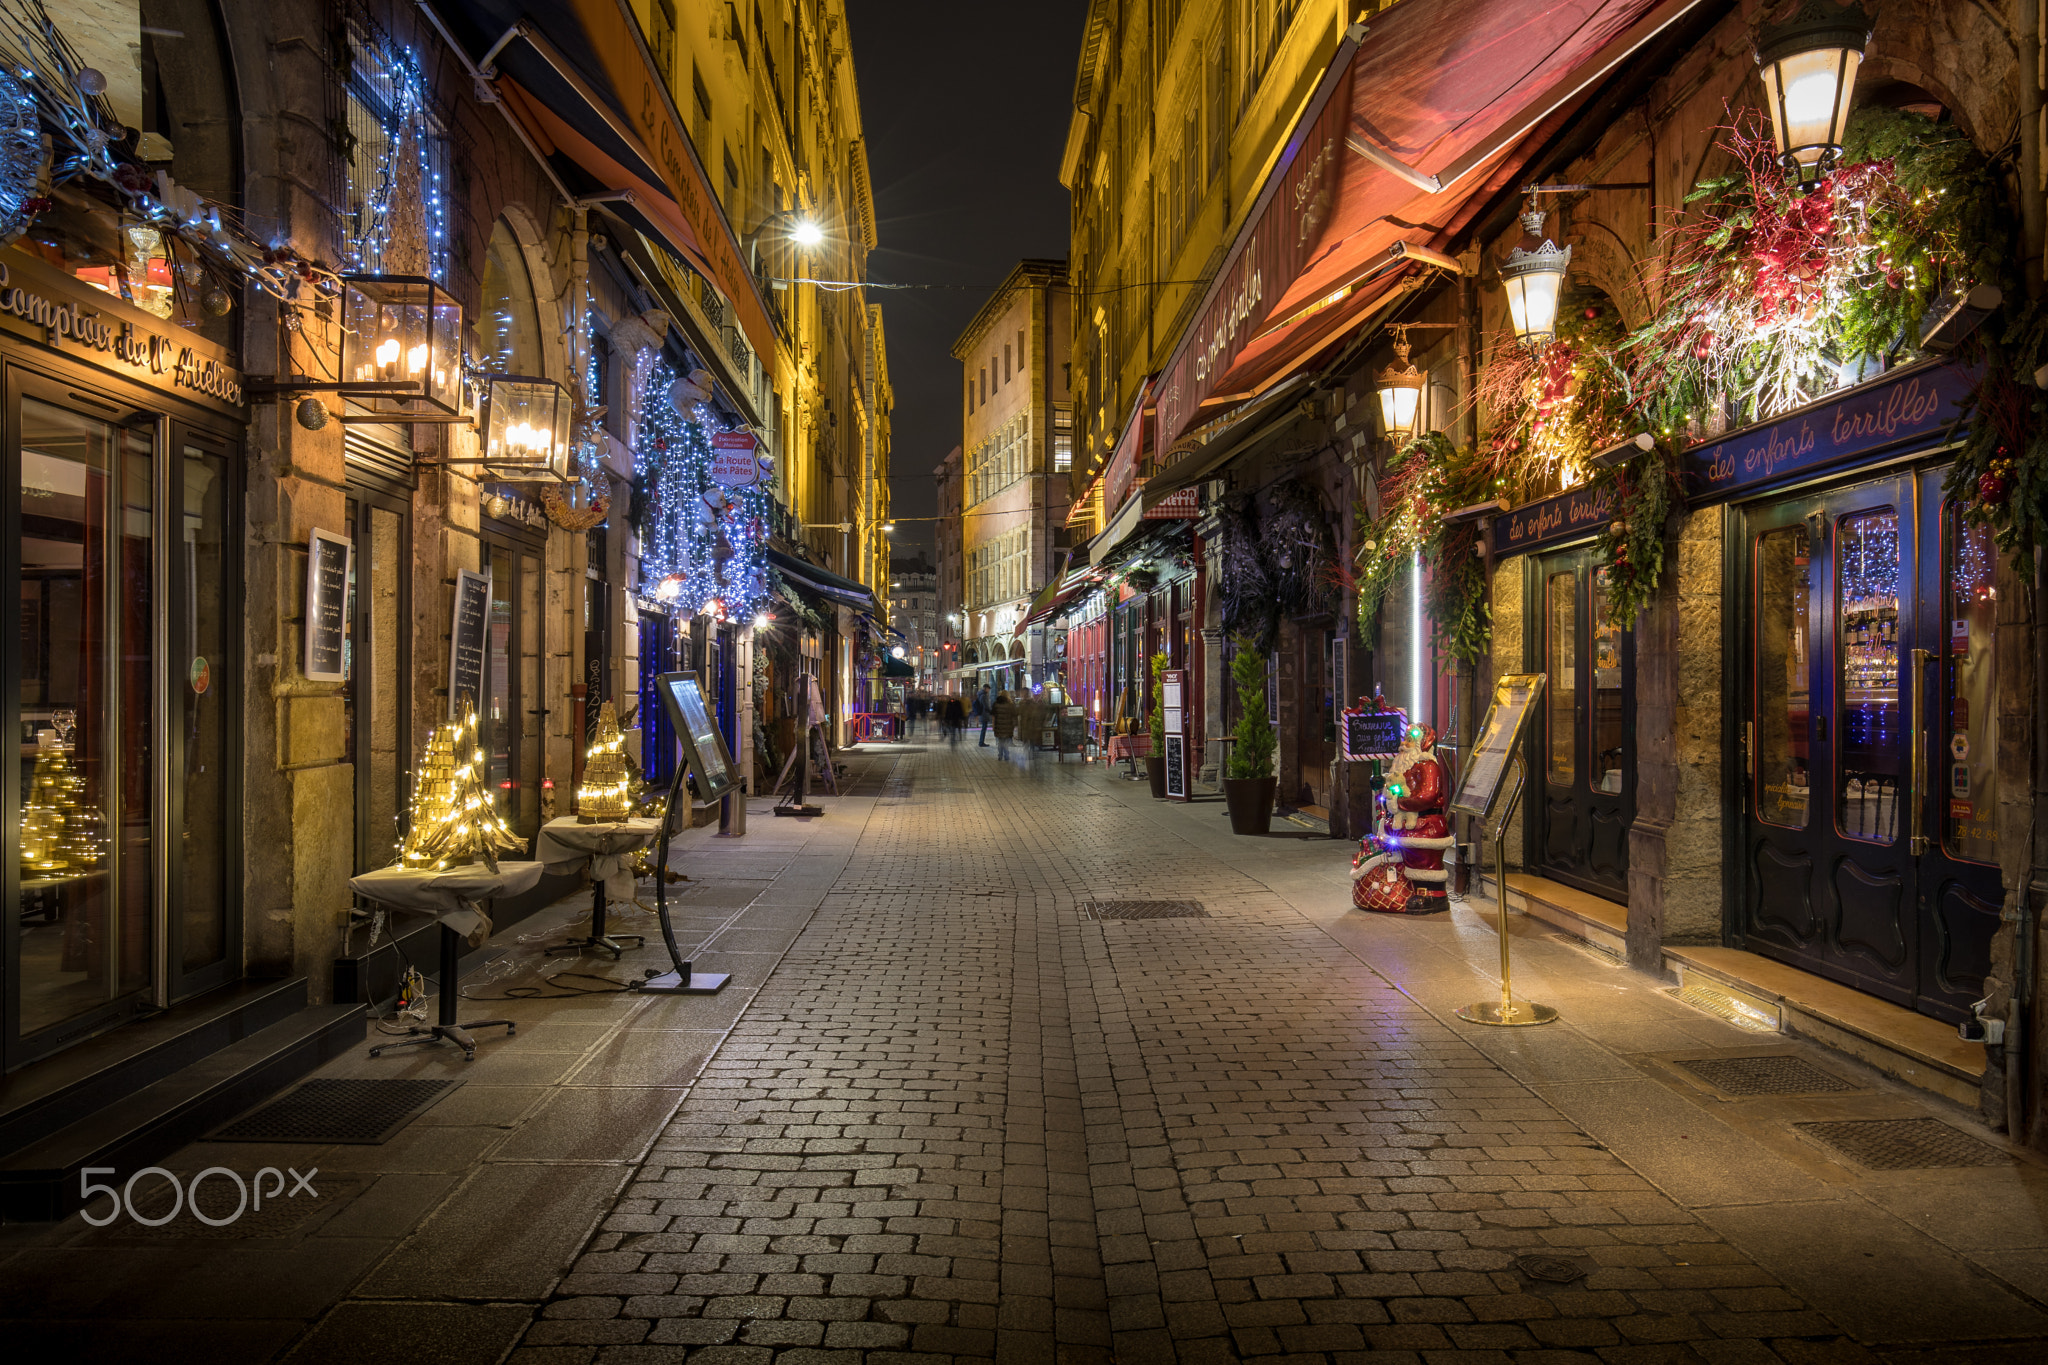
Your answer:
(845, 2), (1088, 562)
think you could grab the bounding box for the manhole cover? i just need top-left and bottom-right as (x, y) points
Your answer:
(1678, 1055), (1857, 1096)
(1515, 1254), (1585, 1283)
(1795, 1118), (2013, 1170)
(209, 1078), (462, 1144)
(1079, 900), (1209, 920)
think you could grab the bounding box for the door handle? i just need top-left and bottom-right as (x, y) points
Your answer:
(1909, 647), (1932, 855)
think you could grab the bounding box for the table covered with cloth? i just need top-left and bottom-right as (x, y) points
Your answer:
(348, 861), (546, 944)
(535, 816), (662, 900)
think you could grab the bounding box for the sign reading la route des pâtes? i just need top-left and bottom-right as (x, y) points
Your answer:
(1681, 360), (1975, 503)
(1489, 481), (1618, 558)
(709, 429), (760, 488)
(0, 249), (243, 411)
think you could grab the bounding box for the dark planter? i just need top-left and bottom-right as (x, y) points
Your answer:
(1223, 776), (1277, 835)
(1145, 754), (1167, 798)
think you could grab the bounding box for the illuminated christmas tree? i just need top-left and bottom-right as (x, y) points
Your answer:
(20, 749), (86, 874)
(576, 700), (635, 823)
(401, 700), (524, 871)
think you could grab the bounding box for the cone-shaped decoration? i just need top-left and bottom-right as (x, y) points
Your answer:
(576, 700), (636, 823)
(400, 698), (525, 871)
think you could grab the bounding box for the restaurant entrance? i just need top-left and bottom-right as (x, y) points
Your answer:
(1734, 463), (2001, 1023)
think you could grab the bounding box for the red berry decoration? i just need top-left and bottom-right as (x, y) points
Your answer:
(1978, 471), (2010, 506)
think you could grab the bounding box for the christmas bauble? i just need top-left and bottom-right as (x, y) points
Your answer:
(1979, 471), (2010, 507)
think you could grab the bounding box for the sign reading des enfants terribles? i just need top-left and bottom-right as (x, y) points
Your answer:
(0, 249), (243, 411)
(1490, 481), (1617, 558)
(1681, 360), (1973, 503)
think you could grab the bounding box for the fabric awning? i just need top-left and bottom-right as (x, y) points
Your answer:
(1017, 567), (1105, 635)
(1153, 0), (1711, 449)
(881, 655), (915, 679)
(427, 0), (780, 363)
(768, 548), (879, 613)
(1141, 375), (1316, 507)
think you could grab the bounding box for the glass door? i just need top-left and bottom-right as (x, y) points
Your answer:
(345, 491), (410, 871)
(1532, 546), (1633, 898)
(8, 388), (156, 1060)
(1737, 468), (2001, 1021)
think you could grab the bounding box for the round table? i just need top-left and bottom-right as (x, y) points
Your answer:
(535, 816), (662, 958)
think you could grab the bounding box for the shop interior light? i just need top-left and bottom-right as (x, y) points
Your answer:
(1375, 327), (1427, 440)
(479, 375), (574, 481)
(1754, 0), (1869, 183)
(337, 274), (464, 419)
(1499, 209), (1571, 346)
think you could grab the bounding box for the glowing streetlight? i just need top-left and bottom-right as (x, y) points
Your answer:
(790, 217), (824, 247)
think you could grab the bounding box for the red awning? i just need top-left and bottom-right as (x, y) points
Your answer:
(1101, 381), (1154, 518)
(1154, 0), (1710, 448)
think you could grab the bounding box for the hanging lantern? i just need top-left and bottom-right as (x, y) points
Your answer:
(1375, 336), (1426, 440)
(1499, 210), (1571, 346)
(1755, 0), (1869, 183)
(338, 274), (464, 418)
(481, 375), (573, 482)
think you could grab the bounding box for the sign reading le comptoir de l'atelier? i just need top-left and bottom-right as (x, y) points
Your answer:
(0, 249), (244, 411)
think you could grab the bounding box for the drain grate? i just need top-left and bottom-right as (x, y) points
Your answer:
(1515, 1253), (1586, 1283)
(209, 1078), (462, 1145)
(1795, 1118), (2012, 1170)
(1673, 983), (1779, 1034)
(1079, 900), (1209, 921)
(1678, 1054), (1857, 1096)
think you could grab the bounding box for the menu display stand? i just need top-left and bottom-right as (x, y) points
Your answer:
(634, 672), (737, 995)
(1447, 674), (1556, 1027)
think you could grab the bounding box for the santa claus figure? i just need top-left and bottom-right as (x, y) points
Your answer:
(1386, 723), (1453, 911)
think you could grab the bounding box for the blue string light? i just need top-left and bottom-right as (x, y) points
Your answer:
(634, 363), (770, 619)
(344, 40), (446, 280)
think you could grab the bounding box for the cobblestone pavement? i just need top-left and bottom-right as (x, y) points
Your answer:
(511, 741), (2048, 1365)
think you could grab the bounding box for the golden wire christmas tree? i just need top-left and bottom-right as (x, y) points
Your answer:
(576, 699), (636, 823)
(400, 699), (525, 872)
(20, 749), (86, 873)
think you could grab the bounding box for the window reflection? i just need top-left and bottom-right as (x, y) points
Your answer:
(1755, 526), (1811, 828)
(1592, 567), (1625, 793)
(1838, 510), (1901, 843)
(1546, 572), (1575, 785)
(1945, 511), (1998, 863)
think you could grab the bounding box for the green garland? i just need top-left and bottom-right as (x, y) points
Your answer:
(1355, 432), (1495, 669)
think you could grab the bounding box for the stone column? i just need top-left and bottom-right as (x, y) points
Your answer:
(1200, 627), (1225, 784)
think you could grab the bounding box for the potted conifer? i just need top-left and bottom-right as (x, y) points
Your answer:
(1224, 637), (1276, 834)
(1145, 651), (1169, 797)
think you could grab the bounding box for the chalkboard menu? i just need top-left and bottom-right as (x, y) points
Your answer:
(448, 569), (491, 719)
(1342, 708), (1408, 761)
(1164, 733), (1187, 798)
(657, 671), (740, 806)
(1450, 673), (1546, 823)
(1057, 708), (1087, 756)
(303, 529), (352, 683)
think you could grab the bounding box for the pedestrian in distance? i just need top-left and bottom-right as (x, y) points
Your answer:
(977, 683), (992, 746)
(942, 695), (966, 748)
(991, 690), (1017, 759)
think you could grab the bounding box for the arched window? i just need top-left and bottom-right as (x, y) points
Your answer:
(480, 220), (543, 375)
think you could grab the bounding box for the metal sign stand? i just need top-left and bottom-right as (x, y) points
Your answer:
(1454, 755), (1556, 1026)
(634, 755), (731, 995)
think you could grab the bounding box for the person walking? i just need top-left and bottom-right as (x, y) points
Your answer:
(976, 683), (993, 747)
(942, 694), (966, 748)
(991, 690), (1018, 759)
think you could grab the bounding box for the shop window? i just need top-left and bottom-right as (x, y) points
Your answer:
(1545, 572), (1575, 785)
(1945, 511), (1997, 863)
(344, 15), (450, 279)
(481, 220), (544, 376)
(1755, 525), (1812, 828)
(1837, 510), (1901, 843)
(1591, 568), (1625, 793)
(15, 0), (240, 349)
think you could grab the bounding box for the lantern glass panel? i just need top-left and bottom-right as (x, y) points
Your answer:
(340, 276), (463, 416)
(483, 376), (572, 481)
(1759, 45), (1862, 175)
(1377, 378), (1421, 438)
(1504, 267), (1565, 346)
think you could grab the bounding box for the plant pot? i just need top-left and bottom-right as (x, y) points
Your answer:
(1223, 776), (1277, 835)
(1145, 754), (1167, 798)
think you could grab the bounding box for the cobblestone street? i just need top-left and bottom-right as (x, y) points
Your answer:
(7, 741), (2045, 1365)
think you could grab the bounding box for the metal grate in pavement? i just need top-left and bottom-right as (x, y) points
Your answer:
(1515, 1253), (1586, 1283)
(1079, 900), (1209, 921)
(1795, 1118), (2012, 1170)
(1672, 982), (1779, 1033)
(1678, 1054), (1858, 1096)
(209, 1078), (462, 1144)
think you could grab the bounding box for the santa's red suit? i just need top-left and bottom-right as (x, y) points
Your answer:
(1389, 725), (1453, 911)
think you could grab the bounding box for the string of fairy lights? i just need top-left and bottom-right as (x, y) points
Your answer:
(634, 363), (773, 621)
(343, 35), (448, 278)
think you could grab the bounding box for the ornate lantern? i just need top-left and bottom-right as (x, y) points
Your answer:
(1375, 332), (1426, 440)
(481, 375), (573, 482)
(1499, 209), (1571, 346)
(339, 275), (463, 418)
(1755, 1), (1869, 183)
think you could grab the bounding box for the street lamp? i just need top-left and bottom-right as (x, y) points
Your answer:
(790, 217), (824, 246)
(1755, 0), (1869, 183)
(1499, 208), (1571, 346)
(479, 374), (574, 481)
(1375, 328), (1426, 441)
(338, 274), (464, 417)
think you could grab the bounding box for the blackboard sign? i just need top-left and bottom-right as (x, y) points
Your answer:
(657, 671), (740, 807)
(303, 529), (352, 683)
(1451, 673), (1546, 823)
(1164, 733), (1187, 798)
(448, 569), (491, 719)
(1057, 708), (1087, 758)
(1342, 708), (1408, 761)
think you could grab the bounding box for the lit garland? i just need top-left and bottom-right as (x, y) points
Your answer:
(633, 362), (770, 618)
(342, 37), (447, 277)
(400, 701), (524, 872)
(575, 700), (635, 822)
